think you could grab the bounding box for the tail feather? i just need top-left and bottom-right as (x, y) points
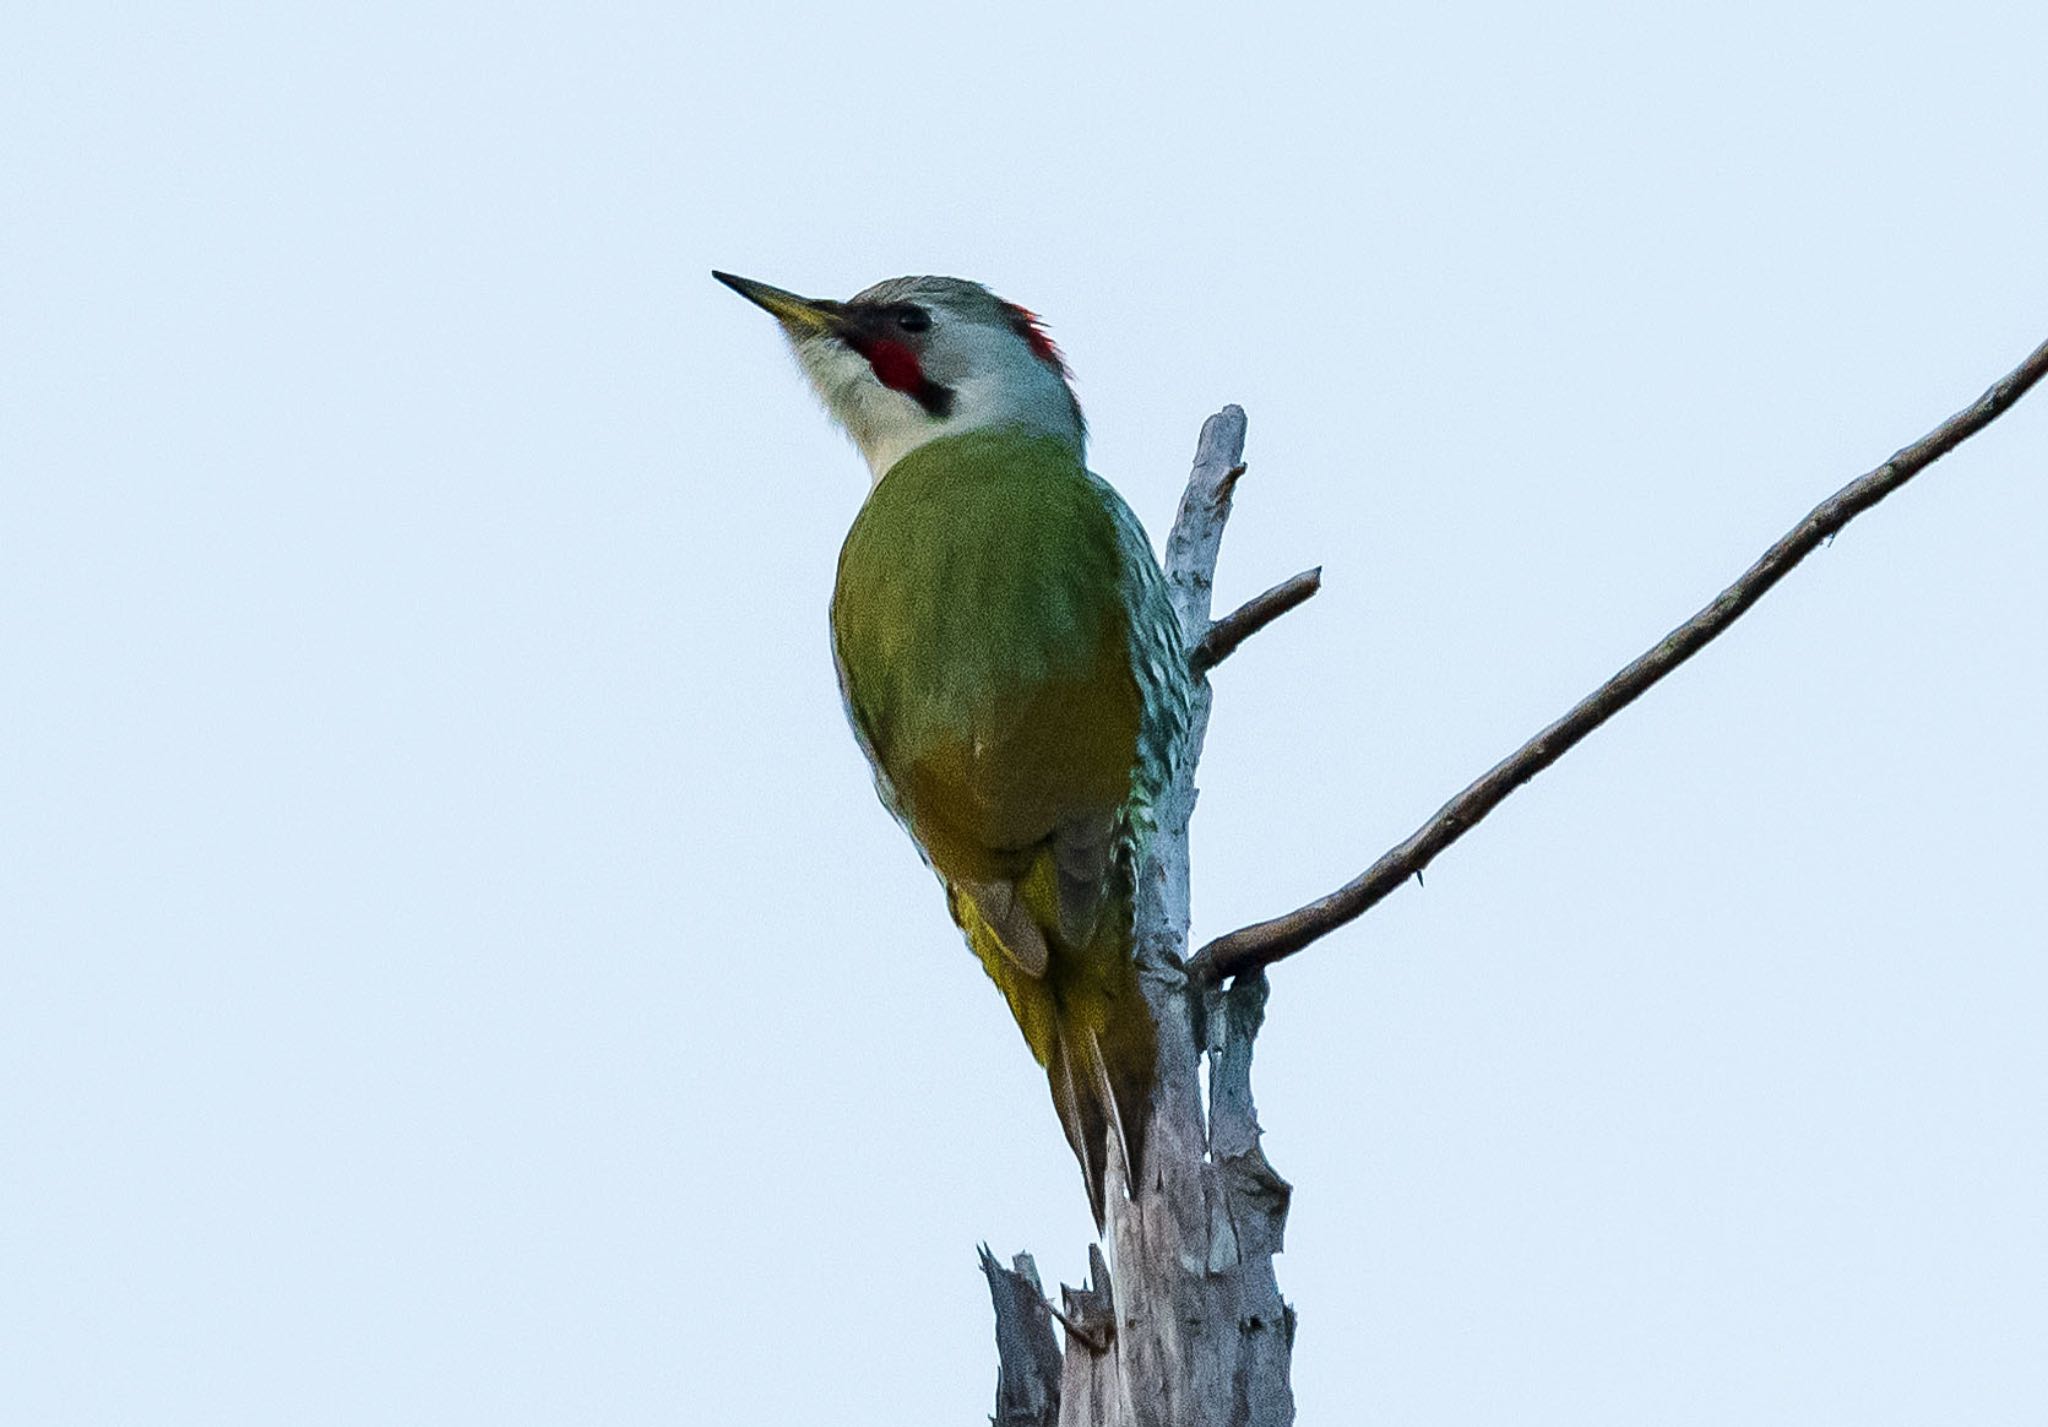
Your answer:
(1047, 1029), (1103, 1226)
(1050, 1016), (1151, 1231)
(950, 865), (1157, 1231)
(1084, 1026), (1136, 1202)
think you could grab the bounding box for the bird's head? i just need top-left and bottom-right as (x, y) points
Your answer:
(714, 271), (1085, 481)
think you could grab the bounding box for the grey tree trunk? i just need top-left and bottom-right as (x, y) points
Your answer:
(985, 408), (1296, 1427)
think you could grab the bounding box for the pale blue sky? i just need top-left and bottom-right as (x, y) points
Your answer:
(5, 3), (2045, 1423)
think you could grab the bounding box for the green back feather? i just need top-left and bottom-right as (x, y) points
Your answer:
(830, 428), (1190, 1223)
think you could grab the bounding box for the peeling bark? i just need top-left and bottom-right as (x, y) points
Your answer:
(982, 1248), (1062, 1427)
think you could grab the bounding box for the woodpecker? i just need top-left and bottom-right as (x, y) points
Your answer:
(715, 271), (1189, 1225)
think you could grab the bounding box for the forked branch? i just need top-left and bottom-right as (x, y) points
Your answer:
(1189, 335), (2048, 985)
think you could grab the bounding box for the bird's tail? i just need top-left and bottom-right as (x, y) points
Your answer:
(953, 874), (1157, 1230)
(1045, 989), (1155, 1230)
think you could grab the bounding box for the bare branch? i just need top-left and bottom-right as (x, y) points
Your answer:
(1193, 568), (1323, 674)
(1189, 335), (2048, 985)
(1162, 412), (1248, 655)
(1145, 409), (1248, 947)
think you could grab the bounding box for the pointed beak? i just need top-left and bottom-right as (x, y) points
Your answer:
(712, 270), (847, 337)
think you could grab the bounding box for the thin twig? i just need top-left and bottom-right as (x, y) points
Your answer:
(1188, 335), (2048, 985)
(1193, 568), (1323, 674)
(1041, 1295), (1109, 1354)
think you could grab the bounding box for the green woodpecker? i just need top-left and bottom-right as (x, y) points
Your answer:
(715, 270), (1189, 1225)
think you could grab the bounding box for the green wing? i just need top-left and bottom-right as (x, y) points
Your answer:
(828, 428), (1189, 1225)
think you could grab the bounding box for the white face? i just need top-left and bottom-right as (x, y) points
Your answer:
(783, 277), (1086, 482)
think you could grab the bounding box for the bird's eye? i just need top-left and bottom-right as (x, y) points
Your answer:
(895, 305), (931, 334)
